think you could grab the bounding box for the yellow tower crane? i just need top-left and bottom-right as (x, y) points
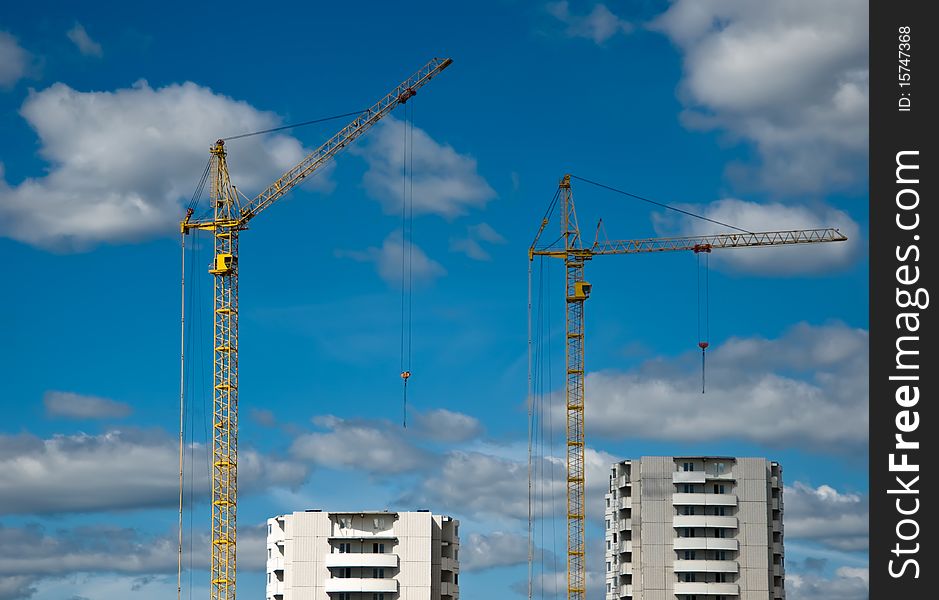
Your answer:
(180, 57), (452, 600)
(528, 174), (848, 600)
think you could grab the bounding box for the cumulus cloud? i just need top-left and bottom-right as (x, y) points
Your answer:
(406, 445), (613, 523)
(580, 322), (868, 450)
(450, 222), (507, 261)
(0, 31), (30, 89)
(43, 390), (132, 420)
(652, 198), (862, 274)
(787, 566), (868, 600)
(0, 80), (325, 250)
(652, 0), (868, 193)
(0, 522), (267, 598)
(462, 532), (530, 571)
(66, 23), (103, 57)
(336, 230), (445, 285)
(354, 116), (495, 219)
(290, 415), (433, 474)
(0, 430), (308, 514)
(547, 2), (632, 43)
(411, 408), (484, 443)
(785, 482), (868, 551)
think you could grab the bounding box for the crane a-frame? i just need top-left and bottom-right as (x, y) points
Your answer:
(528, 174), (848, 600)
(180, 57), (452, 600)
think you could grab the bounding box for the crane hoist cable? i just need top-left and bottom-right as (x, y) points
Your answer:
(400, 101), (416, 427)
(695, 245), (711, 393)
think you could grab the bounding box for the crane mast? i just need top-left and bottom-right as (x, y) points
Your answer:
(181, 57), (452, 600)
(529, 174), (848, 600)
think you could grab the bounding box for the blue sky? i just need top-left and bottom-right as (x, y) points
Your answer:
(1, 2), (868, 599)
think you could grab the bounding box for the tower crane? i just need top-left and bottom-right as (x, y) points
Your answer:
(180, 57), (452, 600)
(528, 174), (848, 600)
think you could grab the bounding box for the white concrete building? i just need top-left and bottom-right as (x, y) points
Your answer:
(604, 457), (784, 600)
(266, 509), (459, 600)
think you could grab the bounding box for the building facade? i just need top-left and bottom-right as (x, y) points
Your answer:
(266, 510), (459, 600)
(604, 457), (784, 600)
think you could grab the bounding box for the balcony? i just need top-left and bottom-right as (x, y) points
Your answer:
(441, 557), (458, 572)
(615, 475), (630, 489)
(619, 584), (633, 596)
(673, 471), (707, 484)
(268, 556), (284, 571)
(324, 553), (398, 568)
(618, 540), (632, 553)
(673, 560), (739, 573)
(267, 580), (284, 596)
(673, 515), (737, 529)
(324, 578), (398, 594)
(773, 519), (783, 531)
(619, 496), (632, 510)
(619, 562), (632, 575)
(672, 493), (737, 506)
(618, 518), (632, 531)
(673, 538), (738, 551)
(441, 581), (459, 596)
(674, 582), (739, 596)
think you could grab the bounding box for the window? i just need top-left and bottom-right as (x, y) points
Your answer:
(454, 573), (459, 585)
(715, 528), (726, 538)
(268, 524), (272, 534)
(338, 568), (351, 578)
(606, 520), (610, 530)
(713, 484), (725, 494)
(373, 568), (385, 578)
(613, 533), (617, 543)
(373, 542), (385, 553)
(715, 506), (725, 516)
(715, 550), (726, 560)
(715, 462), (726, 474)
(606, 498), (611, 507)
(683, 528), (695, 538)
(454, 549), (458, 560)
(682, 484), (694, 493)
(682, 462), (694, 472)
(267, 573), (271, 583)
(715, 572), (727, 583)
(339, 595), (350, 600)
(338, 542), (351, 554)
(682, 505), (694, 515)
(681, 572), (696, 582)
(607, 541), (611, 550)
(268, 548), (271, 558)
(372, 595), (385, 600)
(607, 562), (611, 572)
(607, 583), (611, 593)
(683, 550), (696, 560)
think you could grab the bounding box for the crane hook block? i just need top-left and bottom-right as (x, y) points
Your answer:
(209, 253), (236, 275)
(698, 341), (709, 350)
(401, 371), (411, 381)
(569, 281), (592, 302)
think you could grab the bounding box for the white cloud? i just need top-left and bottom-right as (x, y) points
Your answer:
(354, 116), (495, 218)
(785, 482), (867, 551)
(462, 532), (530, 571)
(652, 198), (862, 274)
(450, 222), (507, 261)
(290, 415), (433, 474)
(412, 408), (484, 443)
(0, 430), (308, 514)
(0, 80), (326, 250)
(0, 31), (29, 89)
(337, 230), (445, 285)
(652, 0), (868, 193)
(547, 2), (632, 44)
(787, 566), (868, 600)
(580, 323), (869, 449)
(43, 390), (132, 419)
(66, 23), (103, 57)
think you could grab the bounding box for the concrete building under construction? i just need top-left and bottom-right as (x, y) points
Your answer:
(604, 456), (785, 600)
(266, 509), (459, 600)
